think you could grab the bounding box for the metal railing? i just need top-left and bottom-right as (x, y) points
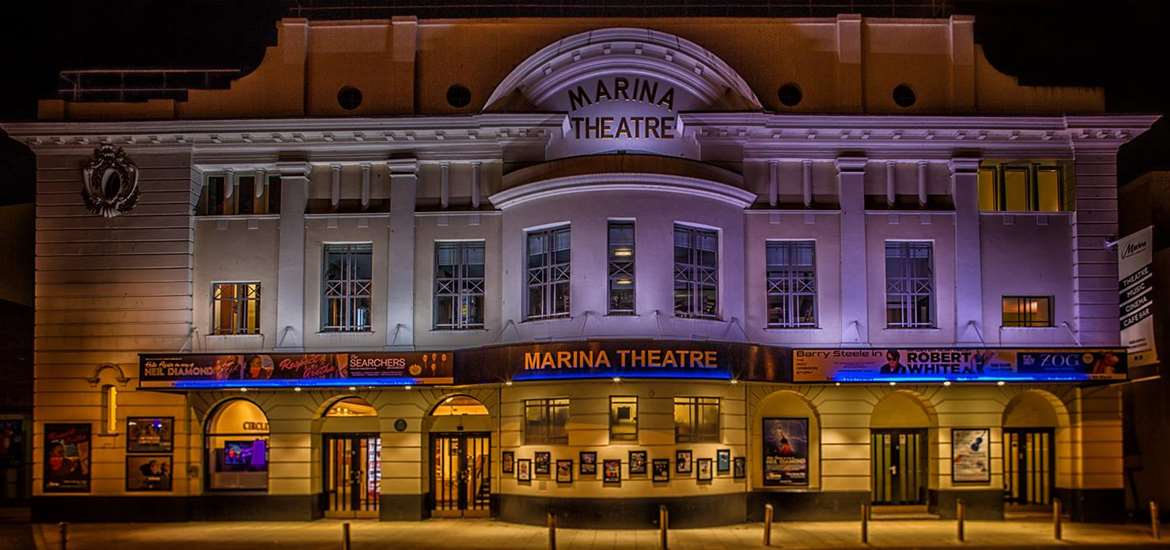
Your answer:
(58, 68), (242, 102)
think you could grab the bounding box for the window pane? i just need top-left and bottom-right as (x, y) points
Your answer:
(608, 221), (636, 314)
(267, 175), (282, 214)
(1003, 167), (1030, 211)
(674, 226), (719, 318)
(978, 167), (998, 211)
(237, 176), (255, 214)
(885, 242), (934, 328)
(1037, 168), (1061, 212)
(673, 399), (692, 441)
(610, 396), (638, 441)
(322, 244), (373, 331)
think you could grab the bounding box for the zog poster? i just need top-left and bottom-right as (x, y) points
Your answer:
(951, 428), (991, 483)
(44, 423), (91, 493)
(763, 417), (808, 486)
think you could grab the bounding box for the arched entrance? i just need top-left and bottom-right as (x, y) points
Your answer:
(205, 398), (269, 491)
(1002, 390), (1066, 509)
(427, 395), (491, 518)
(753, 390), (820, 490)
(870, 391), (936, 506)
(319, 396), (380, 518)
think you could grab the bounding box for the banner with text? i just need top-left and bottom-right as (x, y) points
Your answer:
(792, 348), (1126, 383)
(1119, 225), (1159, 369)
(139, 352), (453, 388)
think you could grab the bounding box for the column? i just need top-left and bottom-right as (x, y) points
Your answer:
(387, 158), (418, 349)
(837, 156), (868, 344)
(274, 161), (310, 350)
(951, 157), (983, 343)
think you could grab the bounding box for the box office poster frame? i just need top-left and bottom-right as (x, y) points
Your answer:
(125, 455), (174, 492)
(952, 428), (992, 483)
(792, 348), (1127, 383)
(763, 417), (809, 487)
(126, 417), (174, 453)
(43, 423), (91, 493)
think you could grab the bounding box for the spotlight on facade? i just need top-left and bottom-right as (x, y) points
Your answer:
(348, 386), (357, 391)
(834, 382), (841, 386)
(943, 381), (952, 387)
(505, 380), (513, 386)
(294, 387), (302, 392)
(730, 379), (738, 384)
(996, 380), (1006, 386)
(239, 387), (248, 393)
(612, 377), (621, 383)
(888, 381), (897, 386)
(405, 385), (413, 390)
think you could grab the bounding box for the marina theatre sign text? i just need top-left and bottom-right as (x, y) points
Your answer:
(524, 347), (716, 371)
(566, 77), (677, 140)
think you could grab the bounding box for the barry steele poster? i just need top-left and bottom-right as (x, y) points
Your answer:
(763, 417), (808, 486)
(44, 423), (91, 493)
(952, 428), (991, 483)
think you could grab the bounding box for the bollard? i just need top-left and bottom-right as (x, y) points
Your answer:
(1152, 501), (1161, 540)
(341, 522), (351, 550)
(547, 512), (557, 550)
(659, 505), (669, 550)
(860, 503), (869, 544)
(763, 503), (774, 546)
(1053, 498), (1062, 541)
(956, 499), (965, 542)
(58, 522), (67, 550)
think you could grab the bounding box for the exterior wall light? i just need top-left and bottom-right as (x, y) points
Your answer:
(612, 377), (622, 383)
(294, 387), (302, 392)
(888, 381), (897, 386)
(943, 381), (952, 387)
(996, 381), (1006, 386)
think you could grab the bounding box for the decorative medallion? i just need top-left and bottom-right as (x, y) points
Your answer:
(81, 144), (140, 218)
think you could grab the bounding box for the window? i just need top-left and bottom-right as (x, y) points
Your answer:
(434, 242), (485, 330)
(766, 241), (817, 328)
(673, 225), (719, 319)
(101, 385), (118, 435)
(885, 241), (935, 328)
(674, 397), (720, 443)
(266, 175), (282, 214)
(607, 221), (635, 315)
(212, 282), (261, 335)
(609, 396), (638, 442)
(977, 163), (1065, 212)
(202, 175), (228, 215)
(1002, 296), (1053, 327)
(524, 398), (569, 444)
(322, 244), (372, 332)
(206, 399), (269, 491)
(200, 173), (280, 215)
(525, 226), (571, 320)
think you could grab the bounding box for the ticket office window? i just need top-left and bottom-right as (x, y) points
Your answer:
(609, 396), (638, 442)
(674, 397), (720, 443)
(524, 398), (569, 444)
(205, 399), (270, 491)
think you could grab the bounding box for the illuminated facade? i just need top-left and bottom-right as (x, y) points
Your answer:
(3, 15), (1159, 525)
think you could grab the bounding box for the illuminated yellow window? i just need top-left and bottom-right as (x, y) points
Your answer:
(1002, 296), (1052, 327)
(1036, 167), (1062, 212)
(102, 385), (118, 434)
(978, 167), (998, 211)
(1002, 167), (1031, 211)
(212, 282), (261, 335)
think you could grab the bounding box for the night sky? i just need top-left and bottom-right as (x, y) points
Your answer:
(1, 0), (1167, 205)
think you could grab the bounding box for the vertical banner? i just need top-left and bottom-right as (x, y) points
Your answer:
(951, 428), (991, 483)
(43, 423), (91, 493)
(762, 417), (809, 486)
(1120, 226), (1158, 369)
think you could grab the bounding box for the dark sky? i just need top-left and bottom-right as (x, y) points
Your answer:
(1, 0), (1167, 204)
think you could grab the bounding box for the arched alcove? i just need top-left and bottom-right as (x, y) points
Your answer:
(869, 390), (937, 506)
(319, 395), (380, 434)
(1001, 389), (1071, 507)
(205, 398), (269, 491)
(753, 390), (820, 490)
(428, 394), (493, 434)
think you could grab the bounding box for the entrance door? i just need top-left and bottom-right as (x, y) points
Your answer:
(430, 432), (491, 517)
(871, 429), (928, 505)
(1004, 428), (1053, 506)
(323, 433), (381, 518)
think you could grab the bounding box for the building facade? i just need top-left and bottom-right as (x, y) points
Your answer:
(2, 15), (1159, 526)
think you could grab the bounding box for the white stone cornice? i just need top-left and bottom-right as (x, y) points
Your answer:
(489, 173), (757, 210)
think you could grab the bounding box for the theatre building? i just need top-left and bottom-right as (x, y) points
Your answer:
(3, 15), (1159, 526)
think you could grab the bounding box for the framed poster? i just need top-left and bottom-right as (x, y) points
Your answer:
(951, 428), (991, 483)
(534, 451), (551, 475)
(517, 459), (532, 482)
(556, 460), (573, 483)
(716, 449), (731, 473)
(603, 459), (621, 484)
(43, 423), (91, 493)
(126, 455), (173, 491)
(733, 456), (746, 479)
(629, 450), (648, 475)
(675, 450), (692, 474)
(580, 451), (597, 475)
(763, 417), (809, 486)
(696, 458), (713, 481)
(652, 459), (670, 482)
(126, 417), (174, 453)
(501, 451), (514, 474)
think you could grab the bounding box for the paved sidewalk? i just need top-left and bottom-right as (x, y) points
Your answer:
(26, 519), (1170, 550)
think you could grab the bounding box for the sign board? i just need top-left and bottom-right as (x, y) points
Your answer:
(762, 417), (809, 486)
(1119, 225), (1159, 369)
(139, 352), (453, 388)
(792, 348), (1126, 383)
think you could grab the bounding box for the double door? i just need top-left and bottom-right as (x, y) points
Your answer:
(1004, 428), (1053, 506)
(871, 429), (928, 505)
(322, 433), (381, 518)
(430, 432), (490, 517)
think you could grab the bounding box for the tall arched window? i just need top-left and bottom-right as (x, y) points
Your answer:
(205, 399), (269, 491)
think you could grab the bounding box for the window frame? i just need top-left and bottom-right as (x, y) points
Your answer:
(433, 240), (486, 330)
(673, 224), (720, 320)
(765, 240), (818, 328)
(673, 396), (720, 443)
(524, 225), (571, 321)
(523, 398), (570, 445)
(321, 243), (374, 333)
(1001, 296), (1054, 328)
(607, 220), (636, 316)
(210, 281), (262, 336)
(885, 241), (936, 329)
(608, 395), (639, 443)
(200, 172), (277, 216)
(978, 163), (1065, 213)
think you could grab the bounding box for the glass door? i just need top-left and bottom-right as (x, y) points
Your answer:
(871, 429), (928, 505)
(323, 433), (381, 518)
(430, 432), (491, 518)
(1004, 428), (1053, 506)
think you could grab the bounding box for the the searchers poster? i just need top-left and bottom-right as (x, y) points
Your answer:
(126, 417), (173, 453)
(139, 351), (454, 387)
(792, 348), (1127, 383)
(44, 423), (90, 493)
(952, 428), (991, 483)
(763, 417), (808, 486)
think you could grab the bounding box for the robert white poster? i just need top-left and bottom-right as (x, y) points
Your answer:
(952, 428), (991, 483)
(1119, 226), (1158, 368)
